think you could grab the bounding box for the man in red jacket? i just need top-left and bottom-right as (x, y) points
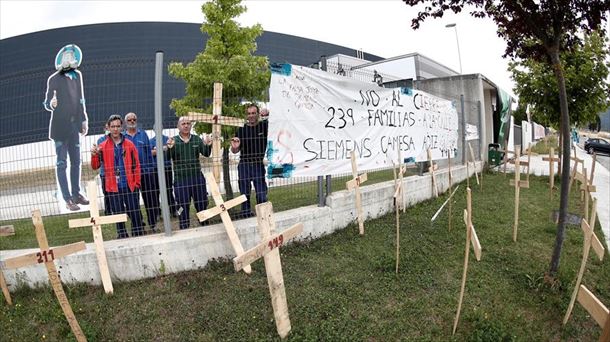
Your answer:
(91, 114), (144, 238)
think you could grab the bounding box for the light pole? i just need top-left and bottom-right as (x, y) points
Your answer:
(445, 23), (463, 74)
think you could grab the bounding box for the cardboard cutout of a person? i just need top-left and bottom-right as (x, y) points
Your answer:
(43, 44), (90, 211)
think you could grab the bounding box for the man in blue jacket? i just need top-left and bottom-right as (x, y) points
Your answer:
(124, 112), (159, 233)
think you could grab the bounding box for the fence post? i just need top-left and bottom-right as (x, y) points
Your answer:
(318, 176), (325, 207)
(154, 51), (172, 236)
(320, 55), (327, 71)
(326, 174), (332, 198)
(461, 94), (466, 165)
(478, 100), (483, 161)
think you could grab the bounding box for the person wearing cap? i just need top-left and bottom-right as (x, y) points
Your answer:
(91, 115), (144, 238)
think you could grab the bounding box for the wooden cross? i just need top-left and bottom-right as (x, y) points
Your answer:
(590, 152), (597, 184)
(392, 148), (406, 273)
(448, 153), (454, 230)
(392, 148), (406, 213)
(233, 202), (303, 339)
(0, 227), (15, 305)
(542, 147), (559, 197)
(468, 143), (481, 189)
(573, 285), (610, 341)
(0, 210), (87, 341)
(68, 181), (127, 294)
(563, 204), (605, 325)
(509, 149), (529, 242)
(197, 172), (251, 274)
(427, 148), (439, 197)
(346, 151), (368, 235)
(186, 83), (245, 185)
(520, 143), (534, 183)
(453, 187), (482, 335)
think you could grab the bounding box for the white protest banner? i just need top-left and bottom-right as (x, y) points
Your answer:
(266, 64), (458, 178)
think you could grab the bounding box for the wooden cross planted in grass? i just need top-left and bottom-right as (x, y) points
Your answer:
(68, 181), (127, 294)
(0, 225), (15, 305)
(197, 172), (251, 274)
(542, 147), (559, 197)
(563, 201), (605, 325)
(0, 210), (87, 341)
(453, 187), (482, 335)
(392, 148), (405, 273)
(509, 149), (529, 242)
(233, 202), (303, 339)
(572, 285), (610, 342)
(186, 83), (245, 185)
(346, 151), (368, 235)
(427, 148), (439, 197)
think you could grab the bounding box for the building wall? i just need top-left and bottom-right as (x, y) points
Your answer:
(0, 22), (383, 148)
(413, 74), (489, 163)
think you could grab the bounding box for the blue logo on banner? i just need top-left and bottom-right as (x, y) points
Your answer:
(271, 63), (292, 76)
(400, 87), (413, 96)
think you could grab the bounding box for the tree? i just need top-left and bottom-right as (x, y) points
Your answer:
(169, 0), (270, 199)
(403, 0), (609, 278)
(510, 32), (610, 129)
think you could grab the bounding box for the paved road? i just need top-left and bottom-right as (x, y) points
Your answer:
(591, 153), (610, 171)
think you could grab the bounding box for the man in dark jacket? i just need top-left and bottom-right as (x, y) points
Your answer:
(43, 44), (89, 211)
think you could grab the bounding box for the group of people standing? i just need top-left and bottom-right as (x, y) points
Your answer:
(90, 104), (269, 238)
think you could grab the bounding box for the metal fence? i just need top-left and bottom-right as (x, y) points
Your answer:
(0, 53), (482, 250)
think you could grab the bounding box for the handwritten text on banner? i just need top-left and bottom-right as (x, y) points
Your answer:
(266, 64), (458, 178)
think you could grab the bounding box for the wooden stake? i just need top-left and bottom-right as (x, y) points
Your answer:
(0, 225), (15, 236)
(448, 154), (453, 231)
(569, 147), (584, 195)
(453, 187), (482, 335)
(576, 285), (610, 341)
(542, 148), (559, 197)
(509, 149), (529, 242)
(197, 172), (251, 274)
(1, 210), (87, 341)
(68, 181), (127, 294)
(563, 213), (605, 325)
(186, 83), (245, 185)
(427, 149), (439, 197)
(233, 202), (303, 339)
(591, 152), (597, 185)
(0, 269), (11, 305)
(468, 143), (481, 189)
(393, 149), (404, 274)
(346, 151), (368, 235)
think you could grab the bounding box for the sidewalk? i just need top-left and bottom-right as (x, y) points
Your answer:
(499, 147), (610, 253)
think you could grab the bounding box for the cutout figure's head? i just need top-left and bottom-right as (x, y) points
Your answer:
(54, 44), (82, 71)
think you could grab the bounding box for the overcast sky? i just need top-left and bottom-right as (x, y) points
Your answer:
(1, 0), (517, 95)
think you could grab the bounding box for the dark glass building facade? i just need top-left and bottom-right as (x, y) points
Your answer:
(0, 22), (382, 148)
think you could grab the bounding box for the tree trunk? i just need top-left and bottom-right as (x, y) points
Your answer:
(548, 47), (572, 276)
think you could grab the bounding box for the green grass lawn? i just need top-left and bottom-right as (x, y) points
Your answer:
(1, 171), (608, 341)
